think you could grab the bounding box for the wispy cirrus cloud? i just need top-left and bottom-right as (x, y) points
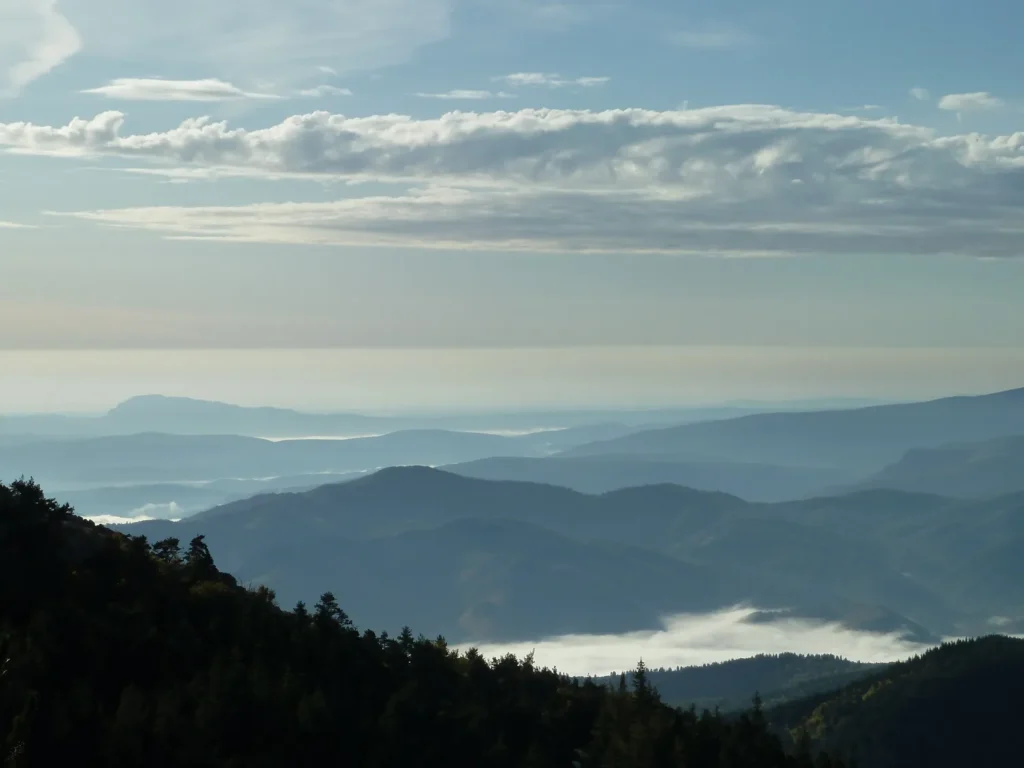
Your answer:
(297, 85), (353, 98)
(480, 0), (611, 30)
(415, 89), (516, 100)
(0, 0), (81, 95)
(0, 221), (38, 229)
(27, 0), (453, 91)
(938, 92), (1005, 112)
(668, 23), (755, 50)
(5, 104), (1022, 259)
(910, 87), (931, 102)
(497, 72), (609, 88)
(82, 78), (279, 101)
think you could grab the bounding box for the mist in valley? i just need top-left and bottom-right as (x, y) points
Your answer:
(465, 606), (939, 677)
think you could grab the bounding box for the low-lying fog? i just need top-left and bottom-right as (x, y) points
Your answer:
(462, 607), (941, 677)
(86, 513), (183, 526)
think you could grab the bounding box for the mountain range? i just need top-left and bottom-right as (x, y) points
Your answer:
(117, 466), (1024, 643)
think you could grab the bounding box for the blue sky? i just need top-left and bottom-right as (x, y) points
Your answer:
(2, 0), (1024, 407)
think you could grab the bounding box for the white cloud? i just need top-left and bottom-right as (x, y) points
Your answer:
(85, 505), (184, 525)
(129, 501), (186, 519)
(49, 0), (453, 85)
(298, 85), (353, 98)
(415, 90), (516, 100)
(669, 24), (755, 50)
(0, 0), (82, 95)
(85, 514), (158, 525)
(910, 87), (930, 102)
(4, 105), (1023, 258)
(498, 72), (609, 88)
(462, 607), (936, 677)
(938, 92), (1005, 112)
(317, 65), (338, 76)
(83, 77), (278, 101)
(0, 221), (37, 229)
(481, 0), (608, 30)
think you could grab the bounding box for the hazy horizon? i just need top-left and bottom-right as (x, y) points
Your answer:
(5, 346), (1024, 415)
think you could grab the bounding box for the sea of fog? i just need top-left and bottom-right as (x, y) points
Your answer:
(460, 606), (943, 677)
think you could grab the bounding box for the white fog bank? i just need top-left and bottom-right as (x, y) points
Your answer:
(463, 606), (942, 677)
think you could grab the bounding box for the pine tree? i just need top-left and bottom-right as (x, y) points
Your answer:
(152, 538), (181, 565)
(184, 536), (216, 581)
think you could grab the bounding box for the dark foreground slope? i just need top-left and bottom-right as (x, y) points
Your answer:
(768, 636), (1024, 768)
(1, 479), (841, 768)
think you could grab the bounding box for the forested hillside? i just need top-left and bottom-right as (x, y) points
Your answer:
(1, 479), (841, 767)
(768, 636), (1024, 768)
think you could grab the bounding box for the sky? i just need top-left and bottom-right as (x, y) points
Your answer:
(2, 0), (1024, 410)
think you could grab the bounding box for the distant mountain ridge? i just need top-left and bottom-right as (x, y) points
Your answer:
(1, 393), (851, 439)
(446, 455), (857, 502)
(562, 386), (1024, 471)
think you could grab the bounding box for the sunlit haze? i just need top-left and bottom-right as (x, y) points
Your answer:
(6, 347), (1024, 414)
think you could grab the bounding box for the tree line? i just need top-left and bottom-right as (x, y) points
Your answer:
(2, 479), (843, 767)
